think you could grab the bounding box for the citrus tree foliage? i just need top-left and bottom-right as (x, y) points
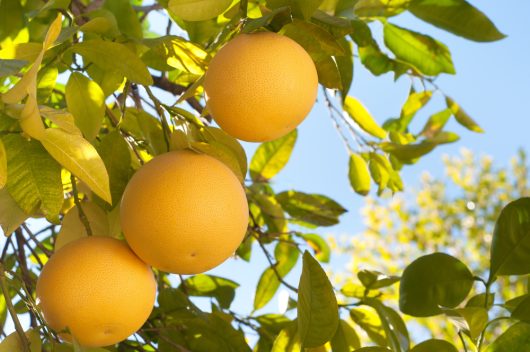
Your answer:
(0, 0), (517, 351)
(332, 150), (530, 349)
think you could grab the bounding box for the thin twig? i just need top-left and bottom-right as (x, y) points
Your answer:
(0, 263), (31, 352)
(14, 229), (36, 329)
(70, 174), (93, 236)
(253, 233), (298, 293)
(21, 224), (53, 257)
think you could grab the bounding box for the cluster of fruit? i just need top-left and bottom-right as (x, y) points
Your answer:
(35, 32), (318, 347)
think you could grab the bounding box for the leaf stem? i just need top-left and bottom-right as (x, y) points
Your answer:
(0, 263), (31, 352)
(458, 331), (468, 352)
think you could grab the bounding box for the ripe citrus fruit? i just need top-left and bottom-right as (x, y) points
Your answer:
(120, 150), (249, 274)
(36, 236), (156, 347)
(204, 31), (318, 142)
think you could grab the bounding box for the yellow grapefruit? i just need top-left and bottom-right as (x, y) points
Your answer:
(36, 236), (156, 347)
(120, 150), (249, 274)
(204, 32), (318, 142)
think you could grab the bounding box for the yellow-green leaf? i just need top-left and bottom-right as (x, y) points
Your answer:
(384, 23), (455, 76)
(298, 251), (339, 348)
(0, 328), (41, 352)
(41, 128), (111, 203)
(445, 96), (484, 133)
(409, 0), (505, 42)
(55, 202), (110, 251)
(65, 72), (105, 141)
(72, 40), (153, 85)
(348, 153), (370, 196)
(0, 188), (27, 236)
(168, 0), (232, 21)
(3, 134), (63, 219)
(250, 129), (297, 181)
(344, 96), (387, 139)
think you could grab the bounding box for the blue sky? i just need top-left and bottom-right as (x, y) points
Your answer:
(2, 0), (530, 343)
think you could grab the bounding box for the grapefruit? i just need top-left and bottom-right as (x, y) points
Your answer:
(204, 32), (318, 142)
(36, 236), (156, 347)
(120, 150), (249, 274)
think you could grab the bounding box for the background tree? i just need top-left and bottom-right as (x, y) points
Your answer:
(331, 149), (530, 348)
(1, 0), (528, 351)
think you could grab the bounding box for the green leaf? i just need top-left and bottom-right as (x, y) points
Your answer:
(251, 192), (288, 233)
(3, 134), (63, 219)
(276, 190), (347, 227)
(168, 0), (232, 21)
(295, 0), (323, 19)
(466, 293), (494, 309)
(420, 109), (452, 138)
(315, 56), (342, 89)
(41, 128), (111, 204)
(56, 203), (110, 250)
(96, 131), (131, 208)
(250, 129), (297, 181)
(485, 322), (530, 352)
(72, 40), (153, 85)
(0, 59), (27, 78)
(0, 188), (27, 235)
(358, 270), (400, 290)
(368, 153), (390, 193)
(349, 153), (371, 196)
(343, 96), (387, 139)
(142, 35), (208, 75)
(121, 108), (167, 156)
(254, 241), (299, 310)
(381, 132), (459, 162)
(330, 319), (361, 352)
(489, 198), (530, 279)
(354, 348), (392, 352)
(349, 307), (388, 346)
(396, 90), (433, 132)
(183, 274), (239, 309)
(298, 251), (339, 348)
(411, 339), (458, 352)
(336, 38), (354, 100)
(446, 96), (484, 133)
(399, 252), (474, 317)
(202, 127), (247, 180)
(36, 66), (58, 103)
(409, 0), (505, 42)
(191, 142), (246, 182)
(242, 6), (293, 33)
(365, 298), (409, 352)
(299, 233), (331, 263)
(282, 19), (345, 58)
(443, 307), (489, 340)
(65, 72), (105, 141)
(354, 0), (410, 17)
(511, 294), (530, 323)
(0, 329), (41, 352)
(383, 23), (455, 76)
(271, 321), (301, 352)
(103, 0), (143, 39)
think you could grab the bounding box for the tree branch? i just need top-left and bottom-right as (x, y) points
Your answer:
(151, 75), (208, 120)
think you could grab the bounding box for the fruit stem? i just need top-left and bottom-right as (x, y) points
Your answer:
(0, 263), (31, 352)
